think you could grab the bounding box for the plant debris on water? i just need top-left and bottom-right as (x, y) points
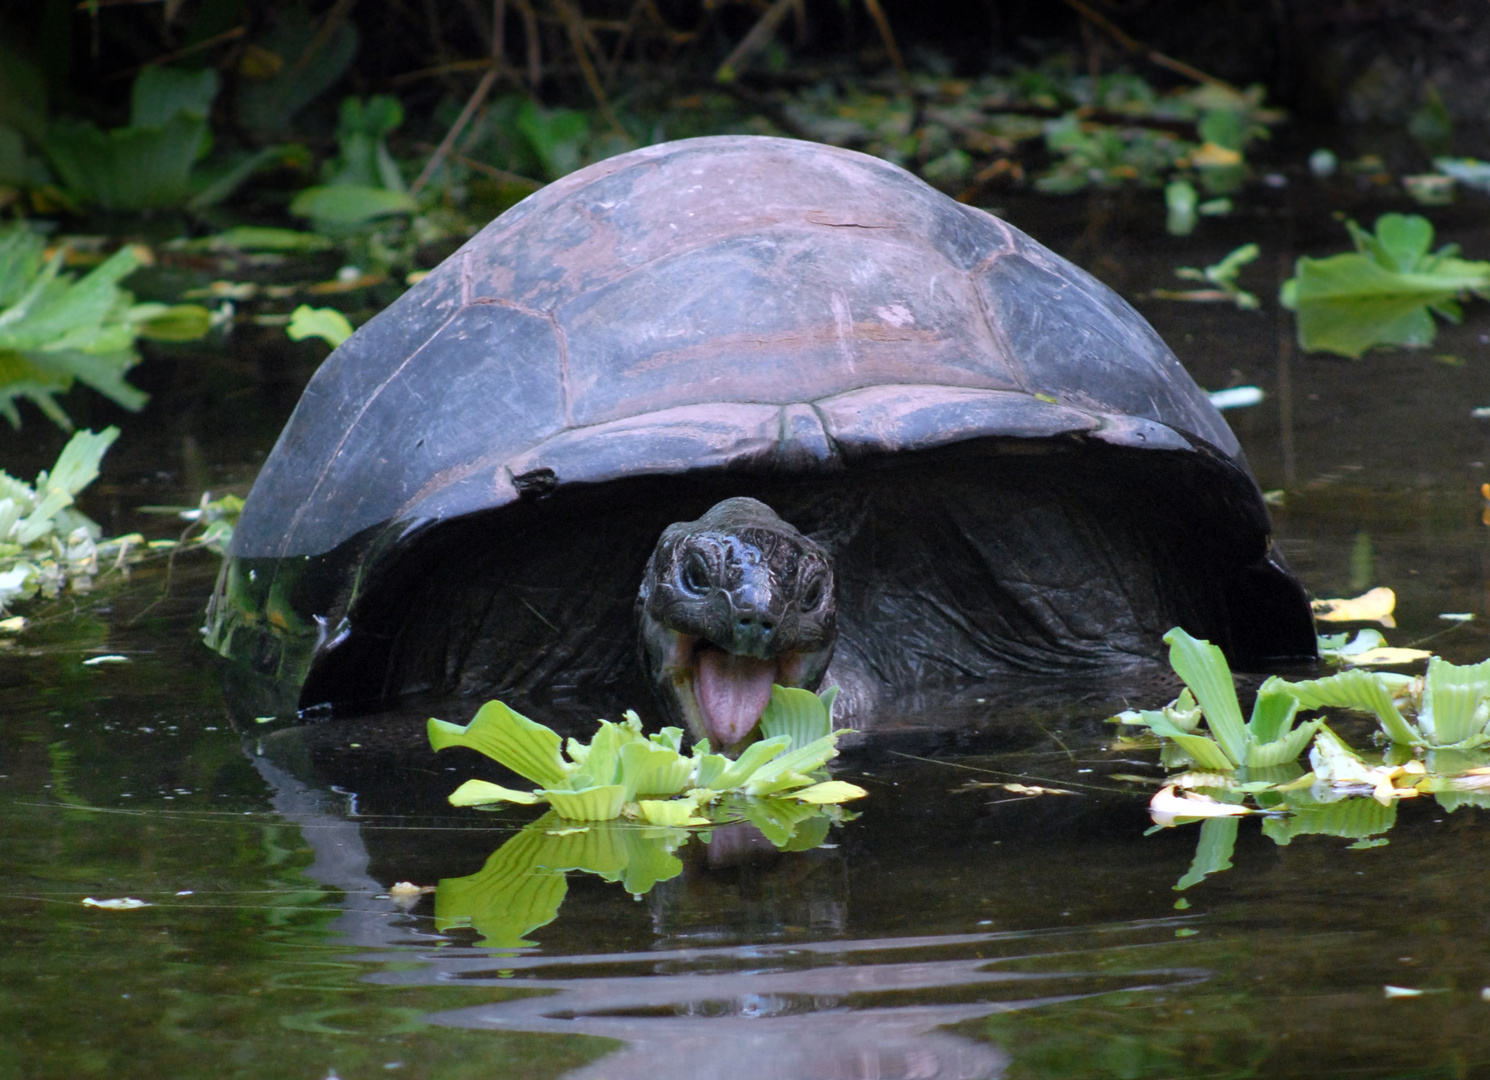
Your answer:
(428, 684), (866, 824)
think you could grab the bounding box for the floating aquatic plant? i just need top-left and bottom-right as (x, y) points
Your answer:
(428, 684), (865, 824)
(1280, 213), (1490, 359)
(1117, 627), (1324, 771)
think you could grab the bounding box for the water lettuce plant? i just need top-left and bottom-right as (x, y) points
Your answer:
(428, 684), (865, 823)
(1280, 213), (1490, 358)
(0, 427), (122, 610)
(0, 226), (210, 429)
(1118, 628), (1324, 771)
(1281, 658), (1490, 750)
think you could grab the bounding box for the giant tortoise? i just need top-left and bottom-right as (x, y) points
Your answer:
(207, 134), (1314, 745)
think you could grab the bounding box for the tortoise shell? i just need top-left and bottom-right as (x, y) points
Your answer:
(209, 135), (1312, 713)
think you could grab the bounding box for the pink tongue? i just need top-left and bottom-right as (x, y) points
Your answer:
(695, 650), (777, 745)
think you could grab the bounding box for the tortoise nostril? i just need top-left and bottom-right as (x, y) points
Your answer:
(738, 614), (774, 633)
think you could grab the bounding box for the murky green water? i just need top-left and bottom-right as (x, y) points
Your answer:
(5, 192), (1490, 1079)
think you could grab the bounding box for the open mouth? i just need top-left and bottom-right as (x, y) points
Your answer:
(666, 637), (810, 749)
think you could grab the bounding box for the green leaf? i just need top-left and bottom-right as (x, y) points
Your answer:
(289, 184), (416, 228)
(617, 740), (694, 799)
(446, 779), (542, 807)
(789, 780), (868, 804)
(540, 784), (627, 821)
(15, 427), (117, 545)
(130, 66), (218, 129)
(177, 227), (334, 254)
(45, 114), (209, 209)
(1163, 627), (1248, 766)
(1280, 669), (1423, 746)
(1421, 657), (1490, 746)
(705, 735), (791, 790)
(427, 700), (570, 788)
(635, 795), (710, 826)
(288, 301), (354, 347)
(516, 100), (589, 180)
(1245, 718), (1325, 768)
(135, 304), (212, 342)
(758, 684), (832, 748)
(1247, 682), (1300, 745)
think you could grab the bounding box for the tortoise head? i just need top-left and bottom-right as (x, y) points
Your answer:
(637, 497), (837, 750)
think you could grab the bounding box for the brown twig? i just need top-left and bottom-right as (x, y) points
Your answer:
(410, 65), (501, 196)
(416, 145), (544, 190)
(294, 0), (360, 76)
(714, 0), (796, 83)
(1060, 0), (1240, 92)
(102, 24), (246, 81)
(553, 0), (626, 133)
(510, 0), (543, 89)
(860, 0), (912, 98)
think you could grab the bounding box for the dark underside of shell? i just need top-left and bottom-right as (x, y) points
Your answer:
(252, 438), (1312, 722)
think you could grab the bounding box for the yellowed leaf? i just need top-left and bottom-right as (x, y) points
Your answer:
(1149, 785), (1252, 824)
(1190, 142), (1244, 167)
(1002, 783), (1076, 796)
(1343, 646), (1432, 666)
(1312, 587), (1397, 627)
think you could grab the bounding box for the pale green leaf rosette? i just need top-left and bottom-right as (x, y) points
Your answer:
(428, 684), (865, 824)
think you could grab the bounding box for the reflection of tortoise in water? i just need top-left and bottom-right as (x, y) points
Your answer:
(208, 135), (1315, 746)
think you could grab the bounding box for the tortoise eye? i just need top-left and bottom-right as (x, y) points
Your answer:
(800, 574), (824, 610)
(680, 552), (711, 596)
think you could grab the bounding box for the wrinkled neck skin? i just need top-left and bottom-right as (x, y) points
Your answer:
(637, 497), (837, 751)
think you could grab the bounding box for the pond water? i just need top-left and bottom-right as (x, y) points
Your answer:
(5, 187), (1490, 1079)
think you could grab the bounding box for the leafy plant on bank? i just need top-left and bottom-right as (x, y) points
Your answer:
(0, 225), (211, 429)
(1280, 212), (1490, 358)
(42, 66), (291, 213)
(428, 684), (865, 823)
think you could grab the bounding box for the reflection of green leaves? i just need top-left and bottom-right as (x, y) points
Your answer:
(429, 690), (865, 821)
(435, 801), (845, 945)
(1175, 817), (1239, 890)
(1280, 213), (1490, 358)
